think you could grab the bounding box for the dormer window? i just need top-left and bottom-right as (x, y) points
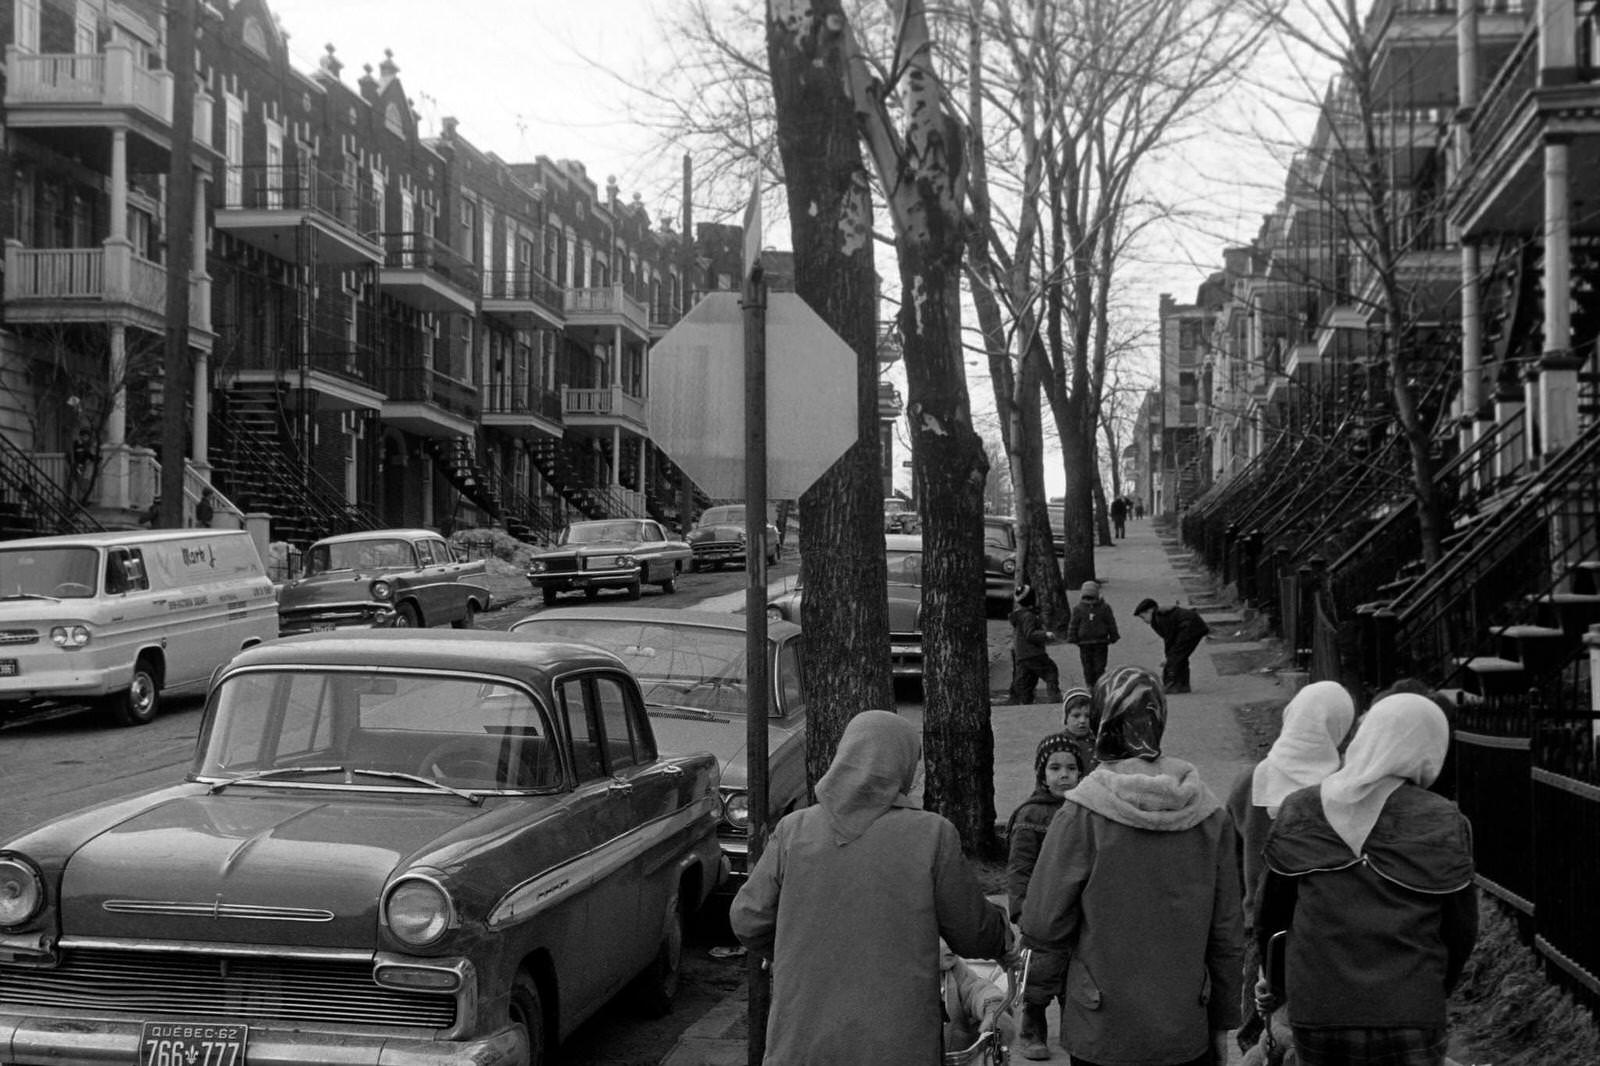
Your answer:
(385, 101), (405, 137)
(242, 17), (269, 58)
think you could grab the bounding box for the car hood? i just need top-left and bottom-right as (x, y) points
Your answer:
(690, 524), (743, 540)
(647, 714), (792, 792)
(279, 572), (388, 606)
(541, 540), (638, 555)
(59, 794), (490, 947)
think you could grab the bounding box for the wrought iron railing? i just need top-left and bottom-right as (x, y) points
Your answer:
(0, 434), (103, 539)
(381, 366), (480, 421)
(1467, 22), (1537, 164)
(382, 232), (480, 295)
(481, 269), (565, 319)
(481, 381), (563, 421)
(219, 163), (381, 242)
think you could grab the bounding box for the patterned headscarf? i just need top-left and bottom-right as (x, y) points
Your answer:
(1093, 665), (1167, 762)
(1034, 731), (1078, 785)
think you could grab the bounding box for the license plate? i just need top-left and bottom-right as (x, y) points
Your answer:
(0, 660), (16, 677)
(139, 1022), (248, 1066)
(311, 622), (336, 632)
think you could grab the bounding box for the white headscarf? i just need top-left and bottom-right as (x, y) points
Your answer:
(1319, 693), (1450, 857)
(814, 710), (921, 845)
(1252, 681), (1355, 818)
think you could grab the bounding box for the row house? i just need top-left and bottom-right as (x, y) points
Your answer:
(1177, 0), (1600, 1006)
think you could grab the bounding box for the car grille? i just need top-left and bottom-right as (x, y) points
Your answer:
(0, 947), (456, 1029)
(541, 557), (579, 574)
(0, 629), (40, 646)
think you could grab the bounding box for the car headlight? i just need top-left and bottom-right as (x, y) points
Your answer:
(737, 530), (747, 543)
(49, 625), (91, 648)
(527, 560), (547, 574)
(722, 792), (750, 831)
(0, 856), (45, 928)
(614, 554), (636, 568)
(1002, 558), (1016, 575)
(383, 877), (454, 947)
(370, 579), (393, 601)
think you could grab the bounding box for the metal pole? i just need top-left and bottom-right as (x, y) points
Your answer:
(743, 261), (770, 1065)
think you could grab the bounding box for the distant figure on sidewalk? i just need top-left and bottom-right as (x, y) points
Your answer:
(1110, 496), (1128, 538)
(729, 710), (1012, 1065)
(1005, 730), (1083, 1059)
(1008, 583), (1062, 705)
(1133, 597), (1212, 694)
(1226, 681), (1356, 1057)
(1134, 498), (1145, 520)
(1255, 693), (1477, 1066)
(1066, 579), (1119, 687)
(1021, 665), (1243, 1066)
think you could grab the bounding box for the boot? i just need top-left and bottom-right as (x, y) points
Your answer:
(1018, 1003), (1050, 1061)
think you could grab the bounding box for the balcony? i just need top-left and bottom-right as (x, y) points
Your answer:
(562, 385), (647, 431)
(379, 232), (479, 314)
(222, 335), (385, 412)
(1367, 0), (1529, 104)
(480, 269), (565, 330)
(480, 381), (565, 440)
(214, 163), (383, 266)
(381, 366), (479, 438)
(3, 242), (209, 341)
(563, 284), (650, 340)
(4, 43), (179, 166)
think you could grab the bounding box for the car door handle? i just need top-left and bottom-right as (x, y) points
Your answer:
(660, 764), (684, 777)
(608, 778), (633, 796)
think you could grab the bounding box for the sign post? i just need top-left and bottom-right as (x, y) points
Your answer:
(742, 259), (771, 1064)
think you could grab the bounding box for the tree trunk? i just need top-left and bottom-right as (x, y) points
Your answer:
(766, 0), (893, 793)
(901, 248), (997, 855)
(1056, 388), (1097, 587)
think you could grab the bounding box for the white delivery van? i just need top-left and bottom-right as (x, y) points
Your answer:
(0, 529), (278, 726)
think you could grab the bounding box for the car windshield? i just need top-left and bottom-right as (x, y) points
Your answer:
(194, 668), (561, 792)
(698, 506), (743, 525)
(516, 618), (778, 718)
(305, 539), (415, 574)
(0, 546), (100, 599)
(563, 521), (644, 544)
(984, 523), (1015, 550)
(886, 549), (924, 586)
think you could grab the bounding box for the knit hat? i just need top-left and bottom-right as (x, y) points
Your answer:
(1034, 731), (1078, 785)
(1014, 583), (1037, 607)
(1060, 687), (1095, 730)
(1133, 597), (1158, 617)
(1081, 580), (1101, 599)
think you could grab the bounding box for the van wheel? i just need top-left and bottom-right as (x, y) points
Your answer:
(508, 971), (547, 1066)
(452, 601), (477, 629)
(395, 602), (421, 628)
(631, 894), (685, 1017)
(103, 659), (160, 727)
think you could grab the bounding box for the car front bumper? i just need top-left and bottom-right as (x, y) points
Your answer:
(279, 603), (397, 635)
(0, 1013), (525, 1066)
(526, 566), (636, 592)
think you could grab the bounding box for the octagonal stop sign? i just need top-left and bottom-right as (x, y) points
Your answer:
(648, 291), (859, 500)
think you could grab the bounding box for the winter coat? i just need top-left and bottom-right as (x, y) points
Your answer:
(1066, 597), (1120, 646)
(1009, 605), (1053, 665)
(942, 955), (1006, 1053)
(731, 803), (1011, 1065)
(1225, 768), (1276, 929)
(1020, 757), (1244, 1066)
(1150, 605), (1210, 651)
(1257, 783), (1477, 1031)
(1005, 785), (1065, 922)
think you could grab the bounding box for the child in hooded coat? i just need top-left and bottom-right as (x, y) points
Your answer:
(1060, 687), (1098, 776)
(1006, 731), (1084, 1060)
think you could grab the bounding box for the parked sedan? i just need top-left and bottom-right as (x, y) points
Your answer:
(525, 518), (691, 606)
(0, 631), (724, 1066)
(278, 528), (490, 633)
(767, 533), (926, 678)
(686, 504), (781, 571)
(510, 607), (806, 888)
(984, 515), (1020, 604)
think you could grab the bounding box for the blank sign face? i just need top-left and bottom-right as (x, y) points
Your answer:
(649, 291), (859, 499)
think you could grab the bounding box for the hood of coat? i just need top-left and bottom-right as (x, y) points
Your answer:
(1064, 756), (1221, 832)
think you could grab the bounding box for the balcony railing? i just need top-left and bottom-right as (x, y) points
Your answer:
(3, 243), (205, 327)
(383, 232), (479, 294)
(564, 284), (650, 330)
(383, 366), (480, 421)
(482, 381), (563, 421)
(4, 43), (173, 125)
(562, 385), (646, 425)
(1468, 23), (1538, 162)
(482, 269), (565, 318)
(221, 163), (380, 240)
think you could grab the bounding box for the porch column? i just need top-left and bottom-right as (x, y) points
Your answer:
(191, 169), (211, 331)
(104, 323), (130, 510)
(1496, 387), (1526, 484)
(1460, 239), (1482, 454)
(612, 325), (623, 387)
(104, 128), (130, 300)
(611, 425), (622, 487)
(1539, 138), (1581, 455)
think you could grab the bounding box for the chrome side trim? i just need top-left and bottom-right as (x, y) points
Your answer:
(59, 936), (372, 962)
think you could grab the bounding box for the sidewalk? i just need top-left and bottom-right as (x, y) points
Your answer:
(662, 517), (1300, 1066)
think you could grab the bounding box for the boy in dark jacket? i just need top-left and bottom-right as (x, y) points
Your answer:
(1006, 732), (1083, 1060)
(1008, 584), (1062, 705)
(1065, 579), (1119, 687)
(1134, 597), (1211, 694)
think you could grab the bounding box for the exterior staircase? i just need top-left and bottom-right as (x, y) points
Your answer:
(426, 437), (500, 532)
(526, 435), (644, 520)
(0, 434), (104, 541)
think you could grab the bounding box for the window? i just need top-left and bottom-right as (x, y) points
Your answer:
(560, 678), (605, 781)
(459, 197), (479, 263)
(242, 16), (269, 58)
(596, 674), (650, 769)
(15, 0), (41, 54)
(224, 98), (244, 207)
(74, 5), (96, 54)
(777, 640), (805, 715)
(104, 548), (149, 595)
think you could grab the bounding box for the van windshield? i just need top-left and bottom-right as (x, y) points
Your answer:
(0, 546), (101, 599)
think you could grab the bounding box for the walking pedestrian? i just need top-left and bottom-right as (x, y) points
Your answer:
(1021, 665), (1243, 1066)
(1110, 496), (1128, 539)
(730, 710), (1012, 1066)
(1008, 583), (1063, 705)
(1133, 597), (1212, 694)
(1065, 579), (1120, 688)
(1255, 693), (1477, 1066)
(1005, 730), (1084, 1060)
(1226, 681), (1355, 1056)
(1060, 686), (1098, 774)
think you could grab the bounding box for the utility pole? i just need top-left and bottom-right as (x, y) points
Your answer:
(160, 0), (198, 528)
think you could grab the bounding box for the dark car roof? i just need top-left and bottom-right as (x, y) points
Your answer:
(513, 606), (802, 641)
(232, 630), (629, 681)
